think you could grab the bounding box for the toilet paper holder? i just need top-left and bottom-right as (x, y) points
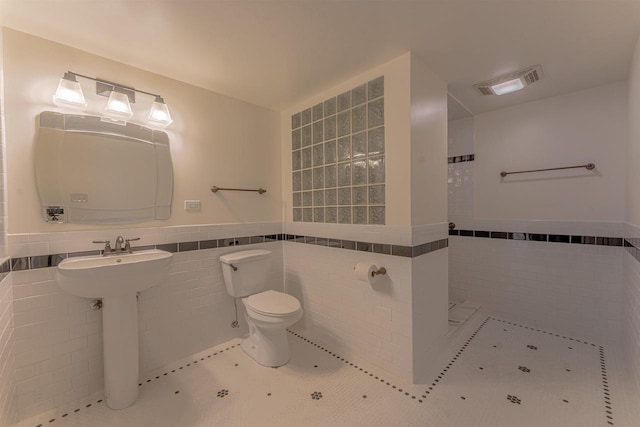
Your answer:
(371, 267), (387, 277)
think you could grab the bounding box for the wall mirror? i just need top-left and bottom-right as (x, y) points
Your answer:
(35, 111), (173, 224)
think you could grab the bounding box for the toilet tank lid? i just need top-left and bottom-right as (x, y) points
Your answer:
(220, 249), (271, 264)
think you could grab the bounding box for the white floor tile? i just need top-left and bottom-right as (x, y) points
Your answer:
(13, 312), (636, 427)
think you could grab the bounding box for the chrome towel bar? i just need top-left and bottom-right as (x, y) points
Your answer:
(211, 186), (267, 194)
(500, 163), (595, 178)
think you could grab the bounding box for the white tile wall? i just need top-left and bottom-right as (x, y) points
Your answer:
(449, 235), (623, 345)
(285, 220), (447, 246)
(7, 222), (283, 258)
(622, 222), (640, 406)
(447, 151), (625, 347)
(411, 249), (448, 383)
(285, 221), (413, 246)
(283, 240), (415, 381)
(0, 273), (15, 426)
(447, 161), (474, 226)
(6, 222), (284, 423)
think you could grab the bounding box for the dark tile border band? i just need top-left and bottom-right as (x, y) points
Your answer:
(448, 154), (475, 164)
(5, 235), (448, 272)
(624, 239), (640, 267)
(450, 229), (624, 247)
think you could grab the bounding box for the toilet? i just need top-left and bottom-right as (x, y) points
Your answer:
(219, 249), (303, 367)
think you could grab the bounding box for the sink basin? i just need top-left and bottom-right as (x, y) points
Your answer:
(57, 249), (172, 298)
(56, 248), (173, 410)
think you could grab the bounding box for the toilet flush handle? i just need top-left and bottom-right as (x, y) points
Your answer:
(230, 263), (238, 271)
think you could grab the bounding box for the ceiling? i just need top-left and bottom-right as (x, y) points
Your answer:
(1, 0), (639, 115)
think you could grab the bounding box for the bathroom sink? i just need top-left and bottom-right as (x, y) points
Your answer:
(57, 249), (172, 298)
(56, 248), (173, 409)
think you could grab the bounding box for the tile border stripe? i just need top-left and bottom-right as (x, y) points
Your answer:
(6, 235), (448, 272)
(448, 154), (475, 164)
(450, 229), (624, 247)
(624, 238), (640, 266)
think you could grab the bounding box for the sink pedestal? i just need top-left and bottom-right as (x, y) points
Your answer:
(102, 294), (139, 409)
(55, 249), (173, 410)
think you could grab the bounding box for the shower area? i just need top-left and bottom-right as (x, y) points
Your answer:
(444, 85), (627, 347)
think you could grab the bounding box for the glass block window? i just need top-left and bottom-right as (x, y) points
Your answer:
(291, 76), (385, 225)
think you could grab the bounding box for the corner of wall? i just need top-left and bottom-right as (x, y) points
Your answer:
(409, 54), (448, 226)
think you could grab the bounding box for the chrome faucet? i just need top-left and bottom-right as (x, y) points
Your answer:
(93, 236), (140, 255)
(114, 236), (125, 252)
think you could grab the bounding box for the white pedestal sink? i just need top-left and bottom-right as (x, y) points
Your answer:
(56, 249), (172, 409)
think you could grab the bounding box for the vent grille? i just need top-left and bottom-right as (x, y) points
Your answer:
(473, 65), (544, 96)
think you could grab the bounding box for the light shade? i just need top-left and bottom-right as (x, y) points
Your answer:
(148, 96), (173, 126)
(53, 72), (86, 107)
(491, 78), (525, 95)
(105, 90), (133, 120)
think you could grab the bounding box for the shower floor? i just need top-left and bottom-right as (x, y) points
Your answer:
(14, 312), (637, 427)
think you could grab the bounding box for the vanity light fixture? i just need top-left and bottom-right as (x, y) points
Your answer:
(52, 71), (173, 127)
(473, 65), (544, 96)
(53, 72), (87, 107)
(105, 88), (134, 120)
(148, 96), (173, 126)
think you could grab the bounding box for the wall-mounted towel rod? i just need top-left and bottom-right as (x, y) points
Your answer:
(211, 186), (267, 194)
(500, 163), (595, 178)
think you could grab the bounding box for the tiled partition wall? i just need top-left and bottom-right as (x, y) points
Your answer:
(291, 77), (386, 225)
(284, 221), (448, 382)
(5, 222), (283, 422)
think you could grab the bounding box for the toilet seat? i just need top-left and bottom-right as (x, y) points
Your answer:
(245, 290), (301, 317)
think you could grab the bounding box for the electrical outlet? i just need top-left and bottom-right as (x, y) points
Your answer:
(184, 200), (201, 211)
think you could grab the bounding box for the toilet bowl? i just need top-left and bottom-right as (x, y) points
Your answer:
(240, 290), (303, 366)
(219, 250), (303, 367)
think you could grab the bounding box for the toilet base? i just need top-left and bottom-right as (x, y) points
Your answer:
(241, 324), (291, 367)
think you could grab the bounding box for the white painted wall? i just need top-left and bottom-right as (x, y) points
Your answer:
(2, 29), (282, 234)
(447, 117), (474, 158)
(410, 55), (447, 227)
(474, 82), (627, 222)
(0, 27), (16, 425)
(622, 32), (640, 411)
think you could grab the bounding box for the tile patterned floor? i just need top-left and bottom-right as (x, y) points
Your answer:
(14, 313), (636, 426)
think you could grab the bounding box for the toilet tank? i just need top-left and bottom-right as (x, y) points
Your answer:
(219, 249), (272, 297)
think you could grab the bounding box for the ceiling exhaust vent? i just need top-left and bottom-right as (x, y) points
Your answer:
(473, 65), (543, 96)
